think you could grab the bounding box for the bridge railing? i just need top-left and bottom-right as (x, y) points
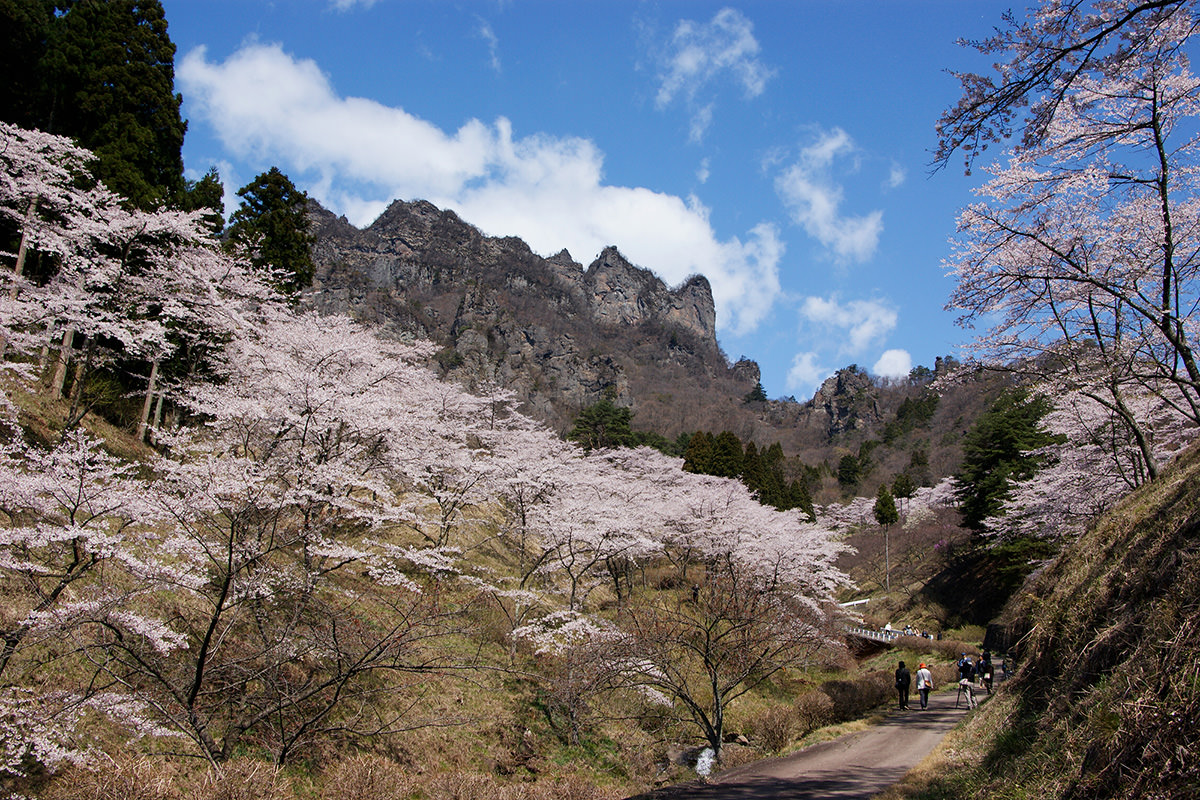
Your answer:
(845, 626), (906, 643)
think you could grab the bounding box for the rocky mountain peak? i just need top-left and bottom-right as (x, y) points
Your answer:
(583, 246), (716, 342)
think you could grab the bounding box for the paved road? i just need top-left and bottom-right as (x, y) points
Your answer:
(627, 686), (973, 800)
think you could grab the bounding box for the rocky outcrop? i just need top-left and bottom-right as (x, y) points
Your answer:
(303, 197), (974, 462)
(807, 366), (881, 435)
(584, 246), (715, 342)
(305, 199), (744, 434)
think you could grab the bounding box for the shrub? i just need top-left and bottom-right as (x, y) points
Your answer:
(744, 704), (797, 752)
(793, 690), (835, 736)
(186, 759), (295, 800)
(45, 757), (182, 800)
(819, 671), (892, 722)
(318, 754), (416, 800)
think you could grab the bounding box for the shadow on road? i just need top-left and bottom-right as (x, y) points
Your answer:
(626, 769), (913, 799)
(625, 686), (978, 800)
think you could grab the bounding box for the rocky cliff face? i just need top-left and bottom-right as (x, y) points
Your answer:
(305, 199), (743, 433)
(303, 198), (975, 468)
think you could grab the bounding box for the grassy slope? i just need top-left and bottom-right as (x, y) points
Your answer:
(879, 440), (1200, 800)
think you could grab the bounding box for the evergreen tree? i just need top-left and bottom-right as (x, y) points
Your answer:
(0, 0), (55, 129)
(682, 431), (715, 474)
(567, 400), (636, 452)
(742, 381), (767, 403)
(837, 454), (861, 489)
(873, 484), (899, 527)
(873, 483), (899, 592)
(227, 167), (316, 297)
(908, 445), (932, 487)
(178, 166), (225, 235)
(891, 472), (916, 501)
(42, 0), (186, 209)
(710, 431), (744, 478)
(785, 479), (815, 521)
(954, 388), (1059, 532)
(741, 441), (763, 491)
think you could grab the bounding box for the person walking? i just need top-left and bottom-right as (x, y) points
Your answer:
(895, 660), (912, 710)
(979, 652), (994, 693)
(916, 662), (933, 710)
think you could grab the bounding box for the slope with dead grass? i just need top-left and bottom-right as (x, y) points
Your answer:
(877, 440), (1200, 800)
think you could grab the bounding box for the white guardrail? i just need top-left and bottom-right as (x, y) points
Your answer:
(844, 626), (907, 643)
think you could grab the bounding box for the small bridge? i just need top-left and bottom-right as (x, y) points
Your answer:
(844, 626), (907, 644)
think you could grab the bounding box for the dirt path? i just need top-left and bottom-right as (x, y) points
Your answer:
(626, 686), (974, 799)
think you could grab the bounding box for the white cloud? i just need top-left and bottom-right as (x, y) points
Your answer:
(697, 157), (711, 184)
(886, 162), (907, 189)
(689, 103), (714, 144)
(800, 296), (898, 353)
(786, 351), (831, 396)
(329, 0), (381, 10)
(786, 297), (902, 399)
(654, 8), (774, 143)
(178, 42), (782, 336)
(774, 127), (883, 263)
(872, 349), (912, 379)
(477, 18), (501, 73)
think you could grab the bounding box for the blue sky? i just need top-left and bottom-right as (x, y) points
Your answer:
(163, 0), (1016, 401)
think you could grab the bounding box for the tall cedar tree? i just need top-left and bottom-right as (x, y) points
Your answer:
(38, 0), (186, 210)
(0, 0), (55, 130)
(710, 431), (743, 478)
(953, 388), (1058, 532)
(682, 431), (715, 473)
(227, 167), (316, 297)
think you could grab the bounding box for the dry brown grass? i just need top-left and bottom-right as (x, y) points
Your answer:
(44, 756), (184, 800)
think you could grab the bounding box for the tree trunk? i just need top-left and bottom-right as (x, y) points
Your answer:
(50, 327), (75, 399)
(138, 359), (160, 441)
(64, 336), (94, 430)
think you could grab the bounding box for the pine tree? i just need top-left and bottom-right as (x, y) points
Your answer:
(682, 431), (715, 474)
(954, 388), (1058, 532)
(227, 167), (316, 297)
(742, 381), (767, 403)
(741, 441), (764, 494)
(837, 454), (861, 489)
(873, 483), (899, 592)
(0, 0), (55, 130)
(41, 0), (186, 209)
(178, 166), (225, 234)
(710, 431), (744, 478)
(567, 400), (635, 452)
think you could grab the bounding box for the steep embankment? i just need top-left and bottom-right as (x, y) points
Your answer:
(890, 441), (1200, 800)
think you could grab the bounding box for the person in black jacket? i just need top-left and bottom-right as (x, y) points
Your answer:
(895, 660), (912, 710)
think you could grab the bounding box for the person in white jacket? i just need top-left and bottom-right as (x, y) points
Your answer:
(916, 663), (933, 710)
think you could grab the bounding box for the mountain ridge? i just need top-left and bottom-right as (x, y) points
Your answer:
(304, 196), (989, 491)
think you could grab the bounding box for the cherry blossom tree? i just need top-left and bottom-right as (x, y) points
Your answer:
(986, 381), (1198, 540)
(936, 0), (1199, 173)
(525, 448), (665, 611)
(615, 555), (840, 764)
(510, 610), (635, 746)
(1, 121), (282, 436)
(0, 411), (177, 782)
(69, 310), (493, 765)
(945, 6), (1200, 492)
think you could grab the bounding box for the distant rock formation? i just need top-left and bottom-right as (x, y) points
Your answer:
(303, 197), (983, 472)
(305, 199), (743, 434)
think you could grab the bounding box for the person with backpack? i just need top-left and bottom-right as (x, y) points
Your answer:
(979, 653), (994, 692)
(958, 653), (975, 682)
(916, 662), (933, 709)
(895, 660), (912, 710)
